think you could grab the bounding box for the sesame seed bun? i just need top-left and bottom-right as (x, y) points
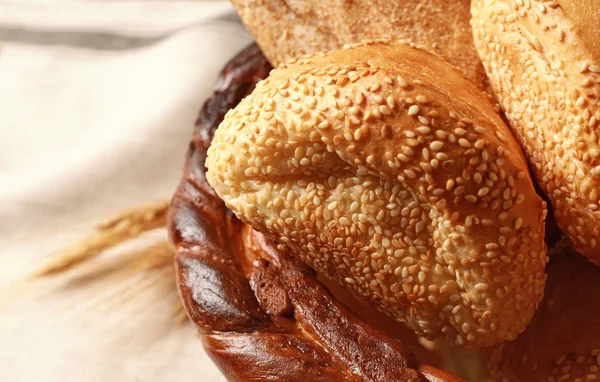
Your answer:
(490, 238), (600, 381)
(230, 0), (490, 93)
(205, 40), (547, 347)
(471, 0), (600, 263)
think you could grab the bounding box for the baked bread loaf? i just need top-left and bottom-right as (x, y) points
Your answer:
(205, 40), (548, 347)
(169, 43), (464, 381)
(471, 0), (600, 263)
(490, 238), (600, 382)
(230, 0), (490, 92)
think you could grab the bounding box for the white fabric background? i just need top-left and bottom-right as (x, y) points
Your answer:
(0, 1), (252, 380)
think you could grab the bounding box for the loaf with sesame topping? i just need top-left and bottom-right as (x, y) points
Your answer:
(170, 43), (466, 381)
(230, 0), (491, 93)
(471, 0), (600, 263)
(490, 239), (600, 382)
(205, 40), (548, 347)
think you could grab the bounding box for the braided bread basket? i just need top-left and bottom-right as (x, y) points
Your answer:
(168, 43), (466, 382)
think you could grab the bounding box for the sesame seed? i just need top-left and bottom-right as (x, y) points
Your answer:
(465, 195), (477, 203)
(418, 116), (430, 125)
(430, 141), (444, 151)
(416, 95), (428, 103)
(458, 138), (471, 148)
(379, 105), (392, 115)
(386, 96), (396, 109)
(404, 169), (417, 178)
(416, 126), (431, 134)
(397, 76), (409, 88)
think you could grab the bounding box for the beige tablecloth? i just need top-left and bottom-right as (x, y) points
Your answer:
(0, 1), (253, 380)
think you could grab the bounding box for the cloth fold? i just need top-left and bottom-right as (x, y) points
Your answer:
(0, 1), (251, 380)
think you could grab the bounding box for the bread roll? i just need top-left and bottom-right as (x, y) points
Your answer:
(471, 0), (600, 263)
(231, 0), (490, 92)
(206, 40), (547, 347)
(490, 239), (600, 381)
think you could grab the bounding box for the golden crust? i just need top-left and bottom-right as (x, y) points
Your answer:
(471, 0), (600, 262)
(206, 40), (547, 347)
(556, 0), (600, 62)
(230, 0), (490, 92)
(490, 239), (600, 382)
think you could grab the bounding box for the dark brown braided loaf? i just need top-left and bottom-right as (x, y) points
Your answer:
(168, 43), (464, 382)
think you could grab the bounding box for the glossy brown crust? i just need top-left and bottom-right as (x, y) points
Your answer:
(490, 239), (600, 381)
(168, 43), (463, 382)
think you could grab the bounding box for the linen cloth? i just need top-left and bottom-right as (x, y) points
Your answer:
(0, 1), (252, 380)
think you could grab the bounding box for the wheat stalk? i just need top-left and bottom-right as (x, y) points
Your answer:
(32, 200), (170, 278)
(27, 199), (187, 321)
